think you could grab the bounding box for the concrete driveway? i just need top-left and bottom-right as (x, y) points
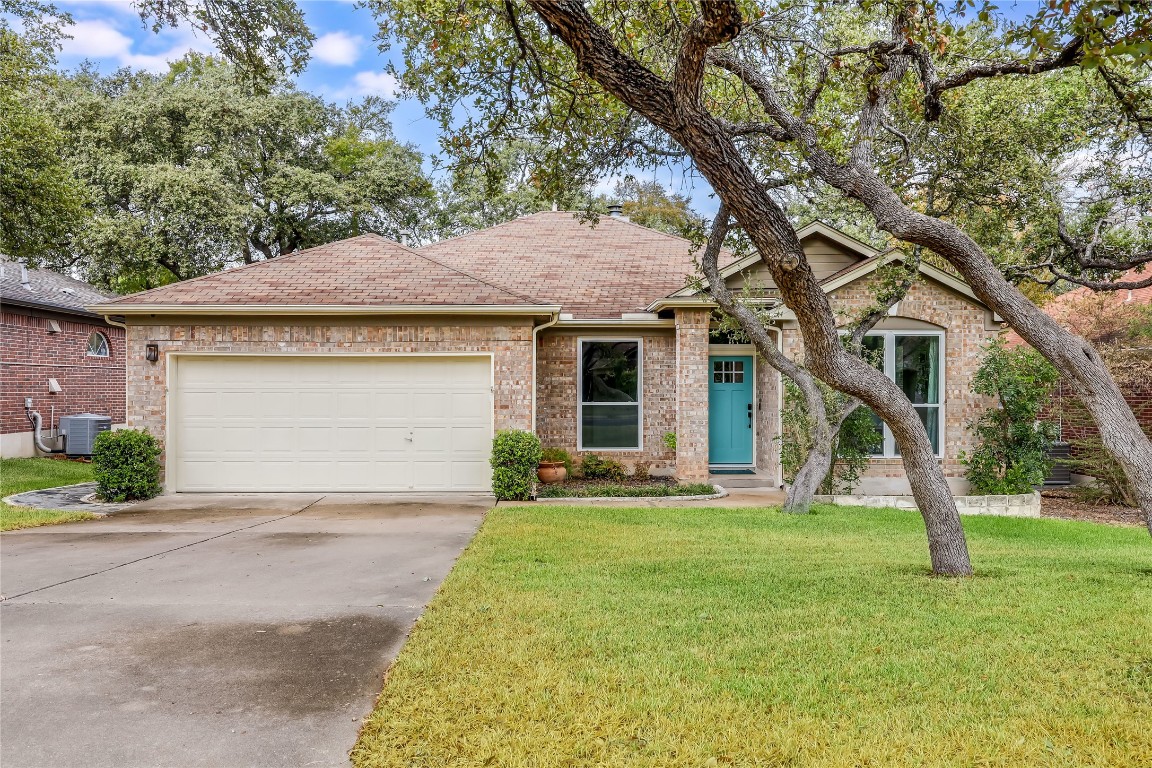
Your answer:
(0, 493), (491, 768)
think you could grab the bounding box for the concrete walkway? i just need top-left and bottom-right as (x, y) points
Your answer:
(3, 481), (136, 515)
(1, 493), (490, 768)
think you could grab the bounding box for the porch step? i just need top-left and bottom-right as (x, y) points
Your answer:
(709, 473), (779, 489)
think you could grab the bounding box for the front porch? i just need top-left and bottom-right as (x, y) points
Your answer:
(533, 307), (782, 484)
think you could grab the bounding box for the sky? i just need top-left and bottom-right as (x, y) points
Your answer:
(48, 0), (1041, 217)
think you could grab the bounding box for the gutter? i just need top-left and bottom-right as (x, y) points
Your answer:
(85, 303), (562, 317)
(531, 312), (561, 432)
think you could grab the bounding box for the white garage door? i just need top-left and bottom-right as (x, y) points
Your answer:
(171, 355), (493, 492)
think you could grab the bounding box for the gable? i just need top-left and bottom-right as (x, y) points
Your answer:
(724, 233), (866, 294)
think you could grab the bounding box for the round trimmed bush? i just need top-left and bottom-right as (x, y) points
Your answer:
(92, 429), (163, 502)
(490, 429), (542, 501)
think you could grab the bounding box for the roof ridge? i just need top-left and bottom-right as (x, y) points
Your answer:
(417, 210), (558, 250)
(101, 235), (388, 305)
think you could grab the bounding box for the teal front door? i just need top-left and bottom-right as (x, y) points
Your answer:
(708, 356), (754, 465)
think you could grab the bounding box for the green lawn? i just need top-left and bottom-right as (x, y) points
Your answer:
(1, 458), (96, 531)
(353, 504), (1152, 768)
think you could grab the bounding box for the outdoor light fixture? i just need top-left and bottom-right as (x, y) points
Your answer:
(145, 343), (159, 363)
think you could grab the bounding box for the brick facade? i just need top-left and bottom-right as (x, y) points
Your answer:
(779, 277), (997, 493)
(535, 329), (678, 473)
(124, 318), (535, 468)
(675, 309), (712, 481)
(1, 308), (126, 453)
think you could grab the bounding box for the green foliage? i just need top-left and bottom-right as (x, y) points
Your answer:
(92, 429), (163, 502)
(535, 482), (715, 498)
(1067, 435), (1139, 508)
(539, 447), (572, 475)
(780, 381), (881, 495)
(632, 461), (651, 481)
(40, 54), (434, 290)
(0, 29), (86, 263)
(962, 339), (1059, 495)
(662, 431), (677, 452)
(578, 455), (628, 483)
(489, 430), (542, 501)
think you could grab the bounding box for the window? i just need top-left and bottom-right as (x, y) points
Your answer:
(86, 331), (110, 358)
(861, 332), (943, 456)
(579, 340), (641, 449)
(713, 359), (745, 383)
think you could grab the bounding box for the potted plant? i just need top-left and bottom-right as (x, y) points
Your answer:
(538, 448), (571, 484)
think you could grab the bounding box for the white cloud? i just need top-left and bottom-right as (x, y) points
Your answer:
(59, 19), (134, 59)
(311, 31), (363, 67)
(58, 17), (214, 73)
(327, 70), (400, 100)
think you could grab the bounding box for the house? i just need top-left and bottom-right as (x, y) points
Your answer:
(1006, 267), (1151, 447)
(89, 212), (1000, 494)
(1, 259), (125, 458)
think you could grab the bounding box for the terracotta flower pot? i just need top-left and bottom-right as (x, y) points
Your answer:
(537, 461), (567, 484)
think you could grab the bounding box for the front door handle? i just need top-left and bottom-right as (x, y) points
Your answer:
(747, 403), (753, 429)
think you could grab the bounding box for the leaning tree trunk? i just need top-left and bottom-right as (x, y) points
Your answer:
(529, 0), (973, 575)
(809, 164), (1152, 536)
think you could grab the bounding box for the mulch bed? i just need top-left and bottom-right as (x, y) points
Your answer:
(1039, 489), (1144, 527)
(542, 478), (677, 492)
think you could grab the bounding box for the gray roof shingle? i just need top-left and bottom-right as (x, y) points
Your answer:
(0, 258), (117, 317)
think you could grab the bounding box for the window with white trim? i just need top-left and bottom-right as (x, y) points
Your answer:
(578, 340), (641, 450)
(86, 331), (110, 358)
(862, 331), (943, 456)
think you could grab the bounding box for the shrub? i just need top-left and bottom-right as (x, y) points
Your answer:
(92, 429), (162, 502)
(779, 380), (880, 495)
(490, 430), (542, 501)
(536, 482), (716, 498)
(961, 339), (1059, 495)
(632, 460), (651, 481)
(662, 431), (677, 452)
(540, 447), (572, 475)
(1067, 435), (1139, 507)
(579, 454), (627, 482)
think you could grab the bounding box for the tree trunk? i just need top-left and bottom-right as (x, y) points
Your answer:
(785, 436), (832, 514)
(808, 164), (1152, 536)
(528, 0), (973, 575)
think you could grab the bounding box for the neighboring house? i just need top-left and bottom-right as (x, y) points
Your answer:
(1006, 268), (1152, 445)
(1, 259), (125, 458)
(91, 212), (1000, 494)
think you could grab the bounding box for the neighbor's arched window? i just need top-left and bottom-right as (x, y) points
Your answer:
(86, 331), (110, 357)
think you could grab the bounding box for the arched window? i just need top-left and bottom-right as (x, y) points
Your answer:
(86, 331), (110, 358)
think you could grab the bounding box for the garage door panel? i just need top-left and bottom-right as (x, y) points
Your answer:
(173, 356), (492, 492)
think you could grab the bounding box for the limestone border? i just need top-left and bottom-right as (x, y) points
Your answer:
(813, 491), (1041, 518)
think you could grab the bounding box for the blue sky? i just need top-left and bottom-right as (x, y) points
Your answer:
(50, 1), (1040, 216)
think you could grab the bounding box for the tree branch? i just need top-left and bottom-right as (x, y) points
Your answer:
(673, 0), (743, 107)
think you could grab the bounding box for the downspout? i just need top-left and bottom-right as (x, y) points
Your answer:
(531, 312), (561, 433)
(102, 315), (127, 330)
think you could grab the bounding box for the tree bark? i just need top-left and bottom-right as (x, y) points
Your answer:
(800, 153), (1152, 536)
(528, 0), (973, 575)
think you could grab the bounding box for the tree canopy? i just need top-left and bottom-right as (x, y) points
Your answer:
(39, 54), (433, 290)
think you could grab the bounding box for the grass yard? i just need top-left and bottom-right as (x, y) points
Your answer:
(1, 458), (96, 531)
(354, 504), (1152, 768)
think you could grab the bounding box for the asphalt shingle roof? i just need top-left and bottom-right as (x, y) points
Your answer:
(421, 212), (710, 317)
(97, 234), (543, 308)
(0, 257), (117, 316)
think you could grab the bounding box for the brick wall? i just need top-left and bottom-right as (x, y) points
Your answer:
(535, 329), (679, 473)
(675, 309), (712, 481)
(124, 319), (535, 467)
(1, 309), (126, 436)
(783, 278), (997, 489)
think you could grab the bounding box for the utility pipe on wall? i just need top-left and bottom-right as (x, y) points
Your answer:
(531, 312), (561, 433)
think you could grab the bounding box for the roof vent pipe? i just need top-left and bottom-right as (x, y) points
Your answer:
(607, 204), (623, 217)
(21, 263), (31, 287)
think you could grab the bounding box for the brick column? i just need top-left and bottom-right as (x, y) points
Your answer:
(674, 308), (711, 481)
